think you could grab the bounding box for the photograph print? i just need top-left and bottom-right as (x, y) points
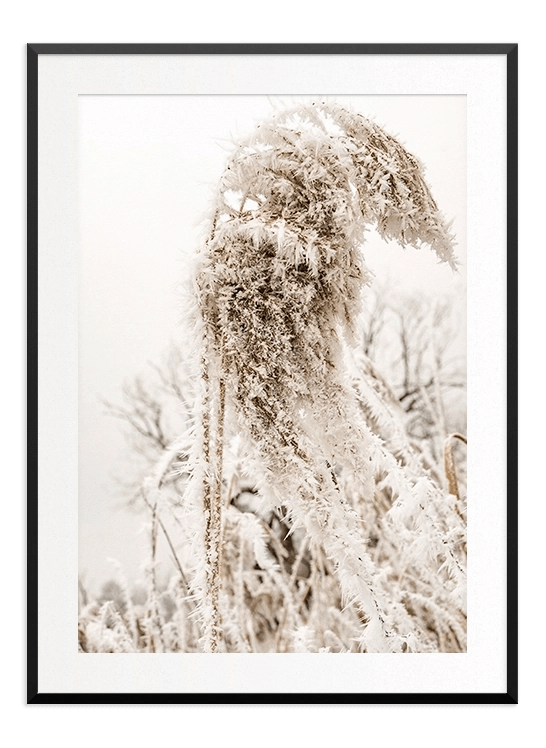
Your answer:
(77, 94), (467, 655)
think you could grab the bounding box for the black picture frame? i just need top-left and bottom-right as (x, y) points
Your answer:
(27, 42), (518, 705)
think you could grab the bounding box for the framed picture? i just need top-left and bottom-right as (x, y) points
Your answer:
(27, 43), (517, 704)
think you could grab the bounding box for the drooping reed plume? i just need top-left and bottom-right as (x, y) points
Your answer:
(184, 101), (463, 653)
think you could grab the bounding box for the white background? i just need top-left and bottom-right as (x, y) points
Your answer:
(39, 53), (497, 696)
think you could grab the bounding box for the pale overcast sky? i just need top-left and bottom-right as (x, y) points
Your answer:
(78, 95), (466, 593)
